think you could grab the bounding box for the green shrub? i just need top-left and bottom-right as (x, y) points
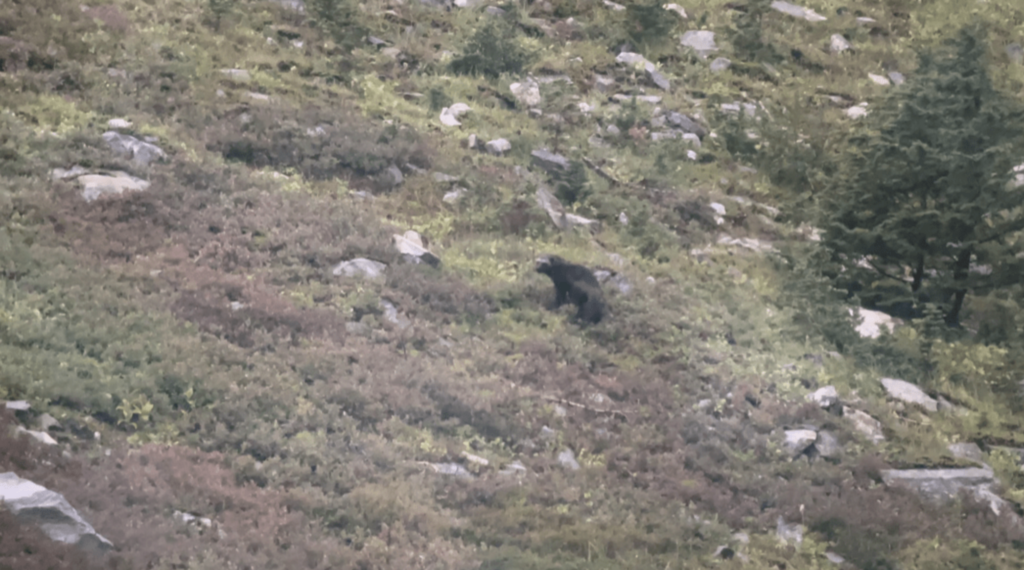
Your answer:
(450, 20), (532, 78)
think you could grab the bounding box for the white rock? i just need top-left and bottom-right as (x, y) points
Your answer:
(663, 3), (687, 17)
(16, 427), (58, 445)
(784, 429), (817, 457)
(680, 30), (718, 59)
(868, 73), (891, 86)
(219, 68), (251, 81)
(77, 171), (151, 202)
(393, 230), (440, 265)
(880, 377), (938, 413)
(4, 400), (31, 411)
(830, 34), (851, 53)
(843, 407), (885, 443)
(246, 91), (271, 102)
(461, 452), (490, 466)
(849, 307), (898, 338)
(440, 103), (472, 127)
(107, 118), (133, 129)
(558, 449), (580, 470)
(845, 103), (869, 119)
(770, 1), (827, 22)
(0, 472), (113, 552)
(807, 386), (839, 408)
(102, 131), (166, 166)
(443, 187), (467, 203)
(510, 78), (542, 107)
(485, 138), (511, 155)
(594, 75), (615, 93)
(602, 0), (625, 10)
(332, 258), (387, 279)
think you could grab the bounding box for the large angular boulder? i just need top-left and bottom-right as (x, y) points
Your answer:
(0, 472), (113, 553)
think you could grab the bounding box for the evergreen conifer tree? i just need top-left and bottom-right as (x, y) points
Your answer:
(824, 24), (1024, 326)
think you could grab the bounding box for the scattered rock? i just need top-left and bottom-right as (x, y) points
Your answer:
(710, 57), (732, 73)
(880, 377), (937, 413)
(332, 258), (387, 279)
(433, 172), (460, 184)
(381, 47), (401, 59)
(379, 299), (412, 330)
(393, 230), (440, 266)
(814, 430), (841, 459)
(531, 148), (570, 172)
(558, 449), (580, 470)
(38, 413), (60, 431)
(666, 112), (707, 137)
(440, 103), (472, 127)
(830, 34), (851, 53)
(499, 461), (528, 477)
(948, 442), (986, 466)
(594, 74), (616, 93)
(593, 270), (632, 295)
(381, 164), (404, 188)
(663, 3), (687, 18)
(776, 515), (804, 546)
(825, 552), (846, 564)
(888, 71), (905, 85)
(107, 118), (133, 129)
(245, 91), (271, 103)
(0, 472), (113, 553)
(485, 138), (512, 155)
(219, 68), (251, 82)
(602, 0), (625, 10)
(443, 187), (467, 203)
(615, 52), (670, 91)
(270, 0), (305, 11)
(868, 73), (890, 86)
(843, 407), (885, 444)
(611, 93), (661, 104)
(535, 185), (599, 231)
(102, 131), (166, 166)
(16, 427), (57, 446)
(75, 171), (151, 202)
(429, 462), (474, 479)
(784, 429), (817, 457)
(850, 307), (898, 338)
(880, 467), (1011, 516)
(4, 400), (31, 411)
(510, 78), (542, 107)
(845, 103), (869, 119)
(680, 30), (718, 59)
(716, 235), (776, 253)
(807, 386), (839, 410)
(770, 1), (827, 22)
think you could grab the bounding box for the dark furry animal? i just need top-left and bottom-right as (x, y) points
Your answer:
(535, 254), (605, 324)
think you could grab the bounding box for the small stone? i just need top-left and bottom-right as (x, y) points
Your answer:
(431, 463), (473, 479)
(880, 377), (938, 413)
(814, 430), (841, 458)
(770, 0), (826, 22)
(618, 212), (628, 225)
(776, 515), (804, 546)
(4, 401), (30, 411)
(246, 91), (270, 102)
(784, 429), (817, 457)
(333, 258), (387, 279)
(830, 34), (851, 53)
(219, 68), (251, 82)
(510, 78), (542, 107)
(602, 0), (625, 10)
(379, 299), (412, 330)
(825, 552), (845, 564)
(710, 57), (732, 73)
(443, 187), (466, 203)
(558, 449), (580, 470)
(888, 71), (905, 85)
(485, 138), (511, 155)
(1008, 43), (1024, 65)
(663, 3), (686, 18)
(107, 118), (133, 129)
(531, 148), (570, 172)
(868, 73), (890, 86)
(77, 172), (151, 202)
(948, 442), (986, 465)
(806, 386), (839, 409)
(16, 427), (57, 446)
(594, 75), (615, 93)
(843, 406), (885, 443)
(680, 30), (718, 59)
(845, 103), (869, 119)
(440, 103), (471, 127)
(38, 413), (60, 431)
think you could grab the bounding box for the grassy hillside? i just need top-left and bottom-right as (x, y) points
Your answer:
(3, 0), (1024, 568)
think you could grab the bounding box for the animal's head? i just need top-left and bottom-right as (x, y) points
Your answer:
(535, 254), (565, 274)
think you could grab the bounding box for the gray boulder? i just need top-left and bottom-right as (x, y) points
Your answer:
(530, 148), (570, 172)
(814, 430), (841, 459)
(770, 0), (826, 21)
(843, 406), (885, 444)
(75, 171), (151, 202)
(332, 258), (386, 280)
(393, 230), (440, 266)
(784, 429), (817, 457)
(667, 112), (707, 137)
(615, 52), (670, 91)
(880, 377), (938, 412)
(102, 131), (166, 166)
(558, 449), (580, 471)
(680, 30), (718, 59)
(0, 472), (113, 553)
(485, 138), (511, 155)
(710, 57), (732, 73)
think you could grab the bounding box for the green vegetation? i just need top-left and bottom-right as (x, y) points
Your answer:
(2, 0), (1024, 568)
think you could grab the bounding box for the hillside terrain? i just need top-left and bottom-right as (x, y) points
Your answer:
(4, 0), (1024, 568)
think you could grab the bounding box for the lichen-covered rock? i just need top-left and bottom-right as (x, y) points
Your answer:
(332, 258), (387, 279)
(880, 377), (938, 413)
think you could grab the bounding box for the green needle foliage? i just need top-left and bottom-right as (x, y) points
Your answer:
(823, 23), (1024, 326)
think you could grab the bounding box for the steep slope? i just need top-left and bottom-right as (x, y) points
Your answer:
(3, 0), (1024, 568)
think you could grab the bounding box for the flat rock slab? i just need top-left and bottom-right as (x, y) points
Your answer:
(881, 377), (938, 412)
(333, 258), (386, 279)
(880, 467), (1010, 515)
(680, 30), (718, 58)
(102, 131), (166, 166)
(0, 472), (113, 553)
(531, 148), (570, 172)
(76, 171), (151, 202)
(770, 1), (827, 21)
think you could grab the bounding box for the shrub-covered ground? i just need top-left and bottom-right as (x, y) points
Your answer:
(4, 0), (1024, 568)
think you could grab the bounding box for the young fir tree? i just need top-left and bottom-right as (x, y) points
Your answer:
(824, 24), (1024, 326)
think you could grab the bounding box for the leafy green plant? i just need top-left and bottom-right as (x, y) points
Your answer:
(450, 20), (532, 78)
